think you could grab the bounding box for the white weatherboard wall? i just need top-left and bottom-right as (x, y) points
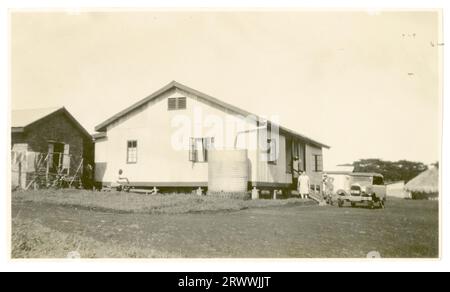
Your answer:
(94, 138), (108, 182)
(256, 132), (291, 185)
(305, 144), (323, 187)
(95, 88), (258, 185)
(254, 132), (324, 187)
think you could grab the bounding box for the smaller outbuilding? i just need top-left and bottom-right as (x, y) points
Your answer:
(386, 181), (411, 199)
(11, 107), (93, 189)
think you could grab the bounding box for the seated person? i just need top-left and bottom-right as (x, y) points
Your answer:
(111, 169), (130, 191)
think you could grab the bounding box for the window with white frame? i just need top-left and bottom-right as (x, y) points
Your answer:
(47, 141), (70, 174)
(127, 140), (137, 163)
(189, 137), (214, 162)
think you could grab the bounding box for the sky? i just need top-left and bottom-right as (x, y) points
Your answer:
(10, 10), (442, 169)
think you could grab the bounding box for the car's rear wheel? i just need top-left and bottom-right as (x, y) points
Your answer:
(351, 202), (356, 207)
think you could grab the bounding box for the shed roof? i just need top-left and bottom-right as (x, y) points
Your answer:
(11, 107), (92, 140)
(95, 81), (330, 149)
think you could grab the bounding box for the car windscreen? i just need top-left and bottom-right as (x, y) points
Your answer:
(372, 176), (384, 185)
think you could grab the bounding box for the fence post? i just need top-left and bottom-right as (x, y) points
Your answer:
(18, 161), (22, 189)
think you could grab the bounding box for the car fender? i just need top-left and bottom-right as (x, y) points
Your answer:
(335, 189), (349, 196)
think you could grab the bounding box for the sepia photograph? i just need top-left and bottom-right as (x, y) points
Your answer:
(8, 8), (442, 261)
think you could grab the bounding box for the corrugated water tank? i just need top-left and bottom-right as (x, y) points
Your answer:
(208, 149), (248, 193)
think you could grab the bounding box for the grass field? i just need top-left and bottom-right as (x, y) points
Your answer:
(12, 189), (313, 214)
(12, 218), (176, 258)
(11, 191), (439, 258)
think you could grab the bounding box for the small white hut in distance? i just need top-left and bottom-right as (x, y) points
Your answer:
(93, 81), (330, 193)
(386, 181), (411, 199)
(327, 164), (355, 172)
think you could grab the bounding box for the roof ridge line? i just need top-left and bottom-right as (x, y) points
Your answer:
(94, 81), (330, 148)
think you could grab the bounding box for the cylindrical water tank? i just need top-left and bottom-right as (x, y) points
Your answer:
(208, 149), (248, 193)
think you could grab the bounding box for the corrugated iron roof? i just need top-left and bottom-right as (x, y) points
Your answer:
(11, 107), (92, 140)
(94, 81), (330, 149)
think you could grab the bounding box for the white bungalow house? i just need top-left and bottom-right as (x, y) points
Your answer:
(93, 81), (329, 192)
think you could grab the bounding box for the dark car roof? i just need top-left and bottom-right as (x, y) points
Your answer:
(324, 171), (383, 178)
(351, 172), (384, 178)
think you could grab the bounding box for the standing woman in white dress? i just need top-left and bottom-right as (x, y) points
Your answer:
(297, 171), (310, 199)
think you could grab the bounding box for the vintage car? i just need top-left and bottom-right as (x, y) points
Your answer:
(337, 173), (386, 208)
(323, 172), (351, 196)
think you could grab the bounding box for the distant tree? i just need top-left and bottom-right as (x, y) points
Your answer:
(352, 159), (427, 183)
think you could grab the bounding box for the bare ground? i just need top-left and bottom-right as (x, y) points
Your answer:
(11, 197), (439, 258)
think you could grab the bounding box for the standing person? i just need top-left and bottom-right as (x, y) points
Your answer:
(292, 156), (300, 193)
(297, 171), (310, 199)
(323, 174), (334, 204)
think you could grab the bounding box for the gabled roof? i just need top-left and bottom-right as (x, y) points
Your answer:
(95, 81), (330, 149)
(11, 107), (92, 139)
